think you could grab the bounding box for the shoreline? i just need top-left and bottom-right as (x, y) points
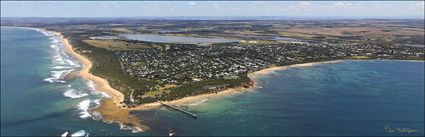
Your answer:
(4, 26), (423, 133)
(6, 27), (425, 110)
(57, 28), (342, 110)
(5, 27), (127, 105)
(35, 27), (423, 132)
(51, 26), (345, 111)
(8, 26), (150, 132)
(60, 34), (126, 108)
(57, 31), (150, 132)
(129, 60), (343, 110)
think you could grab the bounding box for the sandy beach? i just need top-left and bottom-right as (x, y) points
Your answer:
(128, 86), (252, 110)
(59, 33), (149, 131)
(248, 61), (342, 79)
(62, 36), (125, 107)
(57, 28), (342, 130)
(59, 28), (341, 109)
(129, 60), (343, 110)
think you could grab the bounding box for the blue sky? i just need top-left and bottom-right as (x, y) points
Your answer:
(1, 1), (424, 18)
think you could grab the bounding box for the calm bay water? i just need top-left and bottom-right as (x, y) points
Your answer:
(1, 27), (424, 136)
(138, 60), (424, 136)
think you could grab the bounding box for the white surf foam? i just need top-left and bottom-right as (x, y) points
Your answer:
(87, 80), (111, 98)
(120, 124), (144, 133)
(63, 89), (89, 99)
(90, 110), (103, 120)
(43, 69), (74, 83)
(50, 42), (80, 67)
(77, 98), (104, 119)
(190, 99), (208, 106)
(70, 130), (87, 137)
(92, 99), (101, 106)
(87, 81), (96, 90)
(43, 78), (66, 83)
(40, 31), (51, 36)
(52, 66), (72, 69)
(77, 99), (92, 118)
(66, 59), (80, 67)
(42, 29), (82, 84)
(51, 39), (59, 44)
(61, 131), (68, 137)
(96, 92), (111, 98)
(86, 99), (104, 120)
(34, 28), (53, 37)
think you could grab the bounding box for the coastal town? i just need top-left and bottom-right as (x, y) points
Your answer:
(116, 42), (423, 86)
(2, 0), (425, 136)
(114, 39), (423, 105)
(2, 18), (424, 107)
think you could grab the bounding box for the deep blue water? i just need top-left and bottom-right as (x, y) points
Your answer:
(1, 27), (424, 136)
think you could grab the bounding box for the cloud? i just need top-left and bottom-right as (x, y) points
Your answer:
(1, 1), (424, 18)
(287, 2), (313, 11)
(333, 2), (352, 8)
(299, 2), (311, 6)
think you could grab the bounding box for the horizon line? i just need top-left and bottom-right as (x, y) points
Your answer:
(1, 16), (424, 20)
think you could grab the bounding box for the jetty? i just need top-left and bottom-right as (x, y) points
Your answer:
(160, 102), (198, 118)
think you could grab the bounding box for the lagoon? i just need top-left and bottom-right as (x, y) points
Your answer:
(120, 34), (240, 44)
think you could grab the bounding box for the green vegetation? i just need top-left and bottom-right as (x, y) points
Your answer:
(67, 35), (158, 100)
(83, 39), (151, 51)
(9, 19), (418, 106)
(66, 34), (255, 105)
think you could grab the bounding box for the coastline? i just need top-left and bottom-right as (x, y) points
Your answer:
(57, 28), (343, 110)
(57, 32), (150, 132)
(3, 26), (424, 136)
(2, 26), (149, 132)
(5, 25), (424, 110)
(55, 27), (343, 111)
(61, 35), (126, 108)
(129, 60), (343, 110)
(45, 27), (422, 132)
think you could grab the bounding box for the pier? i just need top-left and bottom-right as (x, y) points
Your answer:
(160, 102), (198, 118)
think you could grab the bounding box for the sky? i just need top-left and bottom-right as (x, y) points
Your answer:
(1, 1), (424, 19)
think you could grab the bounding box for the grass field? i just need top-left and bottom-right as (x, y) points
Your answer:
(83, 39), (151, 51)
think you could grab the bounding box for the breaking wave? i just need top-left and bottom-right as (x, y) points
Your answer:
(34, 29), (101, 120)
(120, 124), (144, 133)
(190, 99), (208, 106)
(77, 99), (92, 119)
(61, 130), (89, 137)
(87, 80), (111, 98)
(40, 29), (80, 84)
(63, 89), (89, 99)
(70, 130), (89, 137)
(43, 69), (74, 83)
(33, 28), (136, 134)
(77, 98), (102, 119)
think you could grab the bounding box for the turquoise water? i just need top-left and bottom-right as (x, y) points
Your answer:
(137, 60), (424, 136)
(1, 27), (424, 136)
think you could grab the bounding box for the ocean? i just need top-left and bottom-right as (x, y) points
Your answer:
(1, 27), (424, 136)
